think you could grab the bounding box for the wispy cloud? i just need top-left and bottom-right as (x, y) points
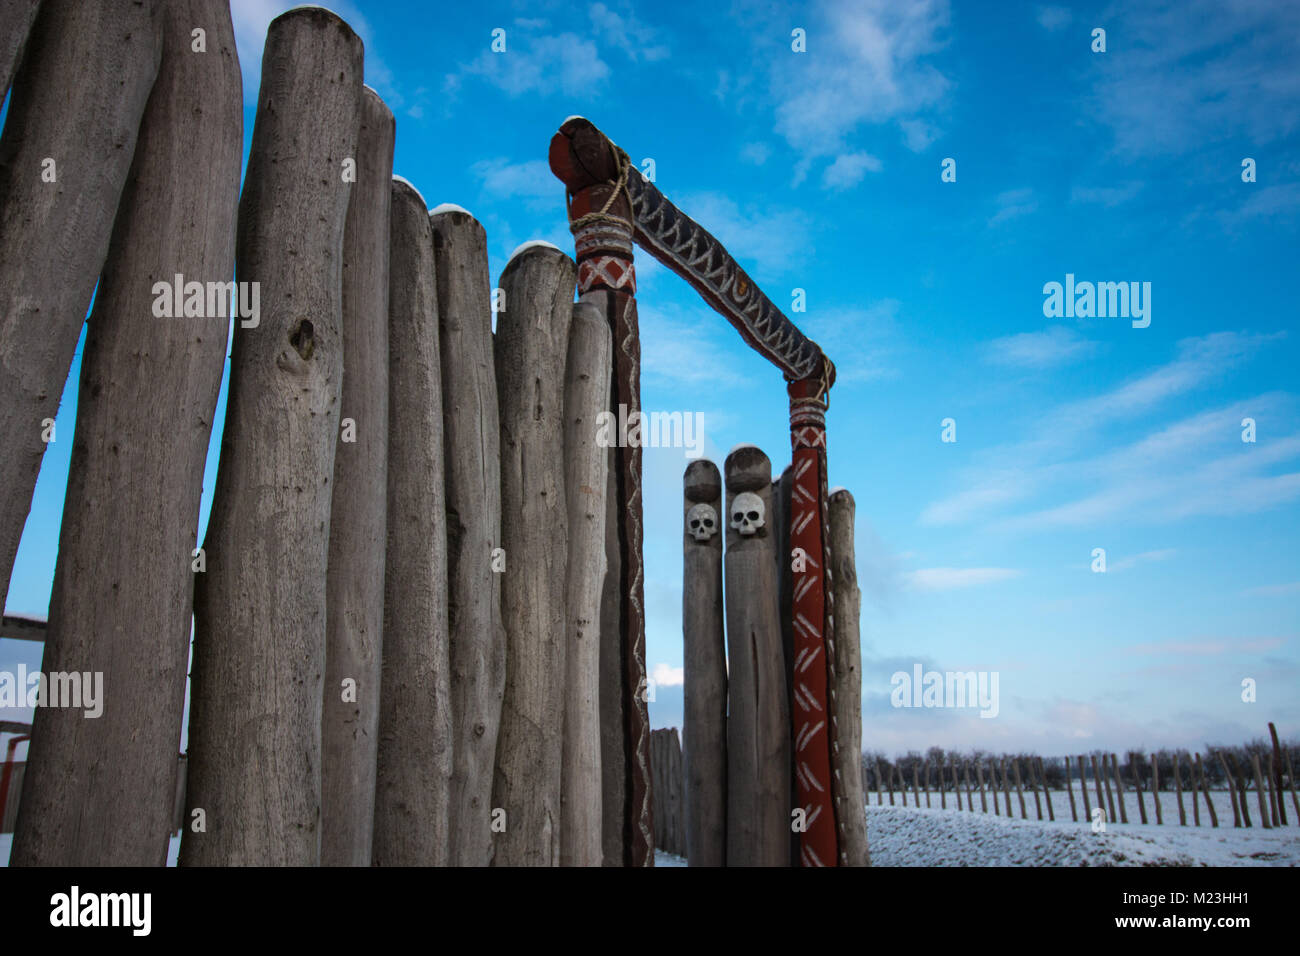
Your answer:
(984, 326), (1098, 370)
(671, 191), (812, 278)
(988, 187), (1037, 226)
(1125, 638), (1287, 656)
(801, 300), (902, 384)
(449, 31), (609, 98)
(1070, 182), (1144, 207)
(1242, 581), (1300, 597)
(1035, 6), (1072, 32)
(1107, 549), (1176, 572)
(589, 1), (669, 62)
(904, 567), (1021, 590)
(470, 158), (563, 213)
(651, 663), (684, 687)
(821, 152), (883, 190)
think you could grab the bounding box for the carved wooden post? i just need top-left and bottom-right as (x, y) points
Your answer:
(10, 0), (237, 867)
(491, 245), (575, 866)
(683, 459), (725, 866)
(551, 121), (652, 867)
(560, 299), (612, 867)
(321, 86), (394, 868)
(1110, 753), (1128, 824)
(182, 8), (362, 866)
(1151, 753), (1163, 824)
(724, 446), (790, 866)
(599, 439), (625, 865)
(0, 0), (42, 98)
(827, 489), (867, 865)
(1131, 754), (1147, 825)
(773, 466), (797, 865)
(371, 180), (451, 866)
(433, 205), (505, 866)
(0, 0), (162, 618)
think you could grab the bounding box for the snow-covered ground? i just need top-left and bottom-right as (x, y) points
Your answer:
(864, 803), (1300, 866)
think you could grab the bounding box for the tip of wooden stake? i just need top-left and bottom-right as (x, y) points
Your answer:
(506, 239), (563, 267)
(391, 175), (429, 210)
(429, 202), (472, 218)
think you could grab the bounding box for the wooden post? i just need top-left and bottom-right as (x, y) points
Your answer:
(1229, 753), (1252, 827)
(1130, 753), (1147, 825)
(1100, 755), (1117, 824)
(1265, 754), (1280, 828)
(936, 760), (943, 809)
(724, 446), (790, 866)
(1065, 756), (1078, 822)
(773, 466), (797, 864)
(1285, 749), (1300, 824)
(0, 0), (42, 99)
(1028, 759), (1042, 820)
(671, 729), (686, 855)
(875, 760), (884, 807)
(1269, 722), (1288, 826)
(1151, 753), (1163, 825)
(559, 299), (613, 867)
(1079, 755), (1092, 821)
(321, 86), (394, 868)
(598, 440), (626, 865)
(1110, 753), (1128, 824)
(432, 206), (505, 867)
(491, 244), (576, 866)
(683, 460), (726, 866)
(0, 0), (162, 618)
(1174, 753), (1187, 825)
(371, 180), (451, 866)
(182, 8), (363, 866)
(880, 759), (893, 806)
(1195, 753), (1218, 828)
(9, 0), (237, 867)
(1012, 759), (1027, 819)
(827, 490), (867, 865)
(1038, 757), (1055, 821)
(924, 761), (931, 808)
(1185, 754), (1201, 826)
(897, 765), (907, 807)
(911, 763), (921, 808)
(963, 761), (974, 811)
(1000, 758), (1013, 816)
(1216, 751), (1241, 828)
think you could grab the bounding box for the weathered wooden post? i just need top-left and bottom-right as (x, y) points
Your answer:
(1174, 753), (1187, 825)
(432, 204), (505, 867)
(1217, 751), (1241, 827)
(598, 439), (626, 865)
(1098, 755), (1116, 824)
(999, 758), (1013, 816)
(1185, 754), (1201, 826)
(1250, 753), (1272, 828)
(1285, 749), (1300, 823)
(560, 299), (612, 867)
(1012, 759), (1027, 819)
(1079, 755), (1092, 822)
(773, 466), (798, 863)
(725, 446), (791, 866)
(0, 0), (162, 618)
(0, 0), (42, 99)
(1131, 754), (1147, 825)
(182, 7), (363, 867)
(1195, 753), (1218, 827)
(491, 244), (576, 866)
(1110, 753), (1128, 824)
(321, 86), (394, 868)
(1229, 753), (1252, 827)
(976, 761), (988, 813)
(10, 0), (238, 867)
(1038, 757), (1055, 821)
(1064, 756), (1077, 822)
(828, 489), (867, 865)
(912, 763), (922, 809)
(1151, 753), (1163, 824)
(963, 761), (974, 811)
(670, 728), (686, 855)
(371, 179), (453, 866)
(683, 459), (726, 866)
(1264, 754), (1279, 827)
(881, 759), (894, 806)
(1269, 722), (1288, 826)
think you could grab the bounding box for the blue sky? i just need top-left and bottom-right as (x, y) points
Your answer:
(3, 0), (1298, 765)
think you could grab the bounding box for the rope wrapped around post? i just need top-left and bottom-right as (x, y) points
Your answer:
(549, 116), (843, 866)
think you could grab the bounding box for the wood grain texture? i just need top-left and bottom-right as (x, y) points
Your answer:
(372, 179), (452, 865)
(683, 458), (725, 866)
(321, 86), (394, 867)
(827, 489), (868, 866)
(560, 299), (611, 866)
(432, 207), (505, 867)
(10, 0), (238, 866)
(182, 7), (362, 866)
(491, 245), (575, 866)
(0, 0), (162, 618)
(0, 0), (41, 101)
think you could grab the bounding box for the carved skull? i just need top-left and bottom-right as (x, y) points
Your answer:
(730, 491), (765, 536)
(686, 503), (718, 543)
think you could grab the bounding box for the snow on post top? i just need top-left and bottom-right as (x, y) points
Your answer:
(429, 202), (472, 217)
(729, 442), (761, 455)
(390, 175), (428, 209)
(563, 115), (588, 125)
(507, 240), (563, 265)
(830, 486), (848, 496)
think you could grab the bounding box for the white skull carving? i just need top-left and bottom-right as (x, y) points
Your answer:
(730, 491), (765, 536)
(686, 503), (718, 542)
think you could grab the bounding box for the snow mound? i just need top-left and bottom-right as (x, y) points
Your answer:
(507, 240), (563, 265)
(430, 202), (471, 217)
(391, 175), (428, 209)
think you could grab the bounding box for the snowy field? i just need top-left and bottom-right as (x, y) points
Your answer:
(863, 803), (1300, 866)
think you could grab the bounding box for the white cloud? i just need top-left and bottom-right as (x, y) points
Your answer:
(905, 567), (1021, 590)
(670, 191), (812, 278)
(1070, 182), (1144, 207)
(801, 300), (901, 384)
(453, 32), (610, 97)
(1106, 549), (1177, 572)
(988, 187), (1037, 226)
(741, 142), (771, 165)
(1124, 638), (1287, 656)
(1243, 581), (1300, 597)
(470, 158), (563, 213)
(984, 326), (1098, 370)
(767, 0), (950, 158)
(821, 152), (883, 190)
(652, 663), (685, 687)
(589, 2), (669, 62)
